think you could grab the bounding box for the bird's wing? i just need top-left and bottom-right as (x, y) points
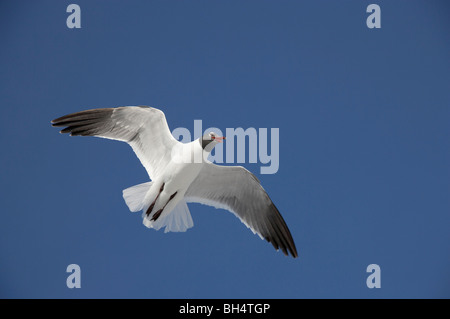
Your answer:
(185, 162), (298, 257)
(51, 106), (179, 179)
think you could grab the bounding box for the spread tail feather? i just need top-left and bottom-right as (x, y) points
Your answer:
(142, 199), (193, 233)
(123, 182), (194, 232)
(122, 182), (153, 212)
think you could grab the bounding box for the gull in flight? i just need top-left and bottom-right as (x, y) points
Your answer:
(51, 106), (298, 257)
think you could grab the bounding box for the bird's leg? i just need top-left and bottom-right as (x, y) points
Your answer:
(150, 191), (178, 221)
(145, 183), (165, 217)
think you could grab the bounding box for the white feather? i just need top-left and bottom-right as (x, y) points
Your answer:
(142, 199), (193, 233)
(122, 182), (153, 212)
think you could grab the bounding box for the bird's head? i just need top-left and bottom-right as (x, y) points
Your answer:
(199, 131), (226, 152)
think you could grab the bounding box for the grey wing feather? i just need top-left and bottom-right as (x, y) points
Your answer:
(185, 163), (298, 258)
(51, 106), (179, 179)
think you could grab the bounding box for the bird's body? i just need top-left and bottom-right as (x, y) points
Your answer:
(140, 141), (205, 226)
(52, 105), (298, 257)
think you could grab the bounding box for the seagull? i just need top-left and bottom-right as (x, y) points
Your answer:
(51, 106), (298, 257)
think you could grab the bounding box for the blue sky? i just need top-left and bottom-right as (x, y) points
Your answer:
(0, 0), (449, 298)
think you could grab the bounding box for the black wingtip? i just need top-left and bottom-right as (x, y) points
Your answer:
(281, 244), (298, 258)
(265, 235), (298, 258)
(291, 249), (299, 258)
(266, 203), (298, 258)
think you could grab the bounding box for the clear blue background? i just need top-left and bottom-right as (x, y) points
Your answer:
(0, 0), (449, 298)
